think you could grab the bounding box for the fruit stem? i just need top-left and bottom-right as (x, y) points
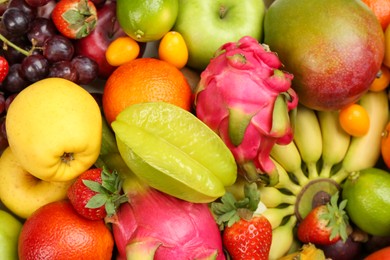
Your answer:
(307, 162), (319, 179)
(330, 167), (351, 184)
(319, 163), (332, 178)
(291, 168), (309, 186)
(0, 33), (30, 56)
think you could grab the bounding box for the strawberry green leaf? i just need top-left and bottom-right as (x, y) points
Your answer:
(83, 179), (105, 193)
(86, 193), (108, 209)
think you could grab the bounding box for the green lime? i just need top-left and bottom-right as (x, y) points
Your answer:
(111, 102), (237, 203)
(116, 0), (178, 42)
(342, 168), (390, 236)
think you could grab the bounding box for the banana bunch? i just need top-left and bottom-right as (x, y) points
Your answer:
(260, 90), (388, 259)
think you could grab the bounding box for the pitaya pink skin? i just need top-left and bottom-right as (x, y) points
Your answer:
(194, 36), (298, 180)
(108, 187), (225, 260)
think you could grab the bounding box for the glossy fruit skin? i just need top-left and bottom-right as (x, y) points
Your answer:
(0, 210), (22, 260)
(116, 0), (178, 42)
(339, 103), (370, 137)
(52, 0), (98, 39)
(342, 168), (390, 236)
(158, 31), (188, 69)
(74, 1), (127, 79)
(18, 200), (114, 260)
(264, 0), (385, 111)
(102, 57), (192, 125)
(0, 147), (74, 219)
(105, 36), (140, 66)
(67, 168), (106, 220)
(297, 205), (341, 245)
(365, 246), (390, 260)
(223, 215), (272, 260)
(0, 56), (9, 83)
(6, 78), (102, 182)
(369, 65), (390, 92)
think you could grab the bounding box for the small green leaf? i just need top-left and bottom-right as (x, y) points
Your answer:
(86, 193), (108, 209)
(83, 179), (104, 193)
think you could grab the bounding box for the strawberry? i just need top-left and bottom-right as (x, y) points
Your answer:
(0, 56), (9, 83)
(67, 167), (127, 220)
(211, 183), (272, 260)
(297, 192), (349, 245)
(52, 0), (98, 39)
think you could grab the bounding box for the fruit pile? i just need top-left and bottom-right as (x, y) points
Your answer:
(0, 0), (390, 259)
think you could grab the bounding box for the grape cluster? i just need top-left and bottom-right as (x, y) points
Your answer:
(0, 0), (106, 151)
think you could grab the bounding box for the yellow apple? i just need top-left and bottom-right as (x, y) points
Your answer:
(0, 147), (74, 219)
(6, 78), (102, 182)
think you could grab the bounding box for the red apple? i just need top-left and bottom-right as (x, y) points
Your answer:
(74, 1), (126, 79)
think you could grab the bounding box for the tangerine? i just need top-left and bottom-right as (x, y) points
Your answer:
(362, 0), (390, 31)
(18, 200), (114, 260)
(102, 57), (192, 125)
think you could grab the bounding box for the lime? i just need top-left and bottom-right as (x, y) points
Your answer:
(342, 168), (390, 236)
(111, 102), (237, 203)
(116, 0), (178, 42)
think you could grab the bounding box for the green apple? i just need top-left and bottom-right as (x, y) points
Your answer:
(173, 0), (265, 71)
(0, 147), (74, 219)
(0, 209), (22, 260)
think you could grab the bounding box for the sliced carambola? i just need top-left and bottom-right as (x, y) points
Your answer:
(112, 102), (237, 203)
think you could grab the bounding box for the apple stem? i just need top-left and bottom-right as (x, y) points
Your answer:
(0, 33), (31, 57)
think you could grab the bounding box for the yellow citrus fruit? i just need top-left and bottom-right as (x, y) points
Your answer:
(116, 0), (178, 42)
(342, 167), (390, 236)
(102, 58), (192, 125)
(105, 36), (140, 66)
(339, 103), (370, 137)
(158, 31), (189, 69)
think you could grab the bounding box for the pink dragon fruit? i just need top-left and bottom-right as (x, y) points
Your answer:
(194, 36), (298, 182)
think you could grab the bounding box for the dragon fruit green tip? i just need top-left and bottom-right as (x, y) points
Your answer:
(194, 35), (298, 182)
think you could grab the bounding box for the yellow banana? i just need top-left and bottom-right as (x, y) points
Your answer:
(293, 104), (323, 179)
(270, 142), (308, 185)
(268, 215), (298, 260)
(332, 90), (389, 183)
(258, 186), (296, 208)
(262, 204), (295, 229)
(317, 110), (351, 178)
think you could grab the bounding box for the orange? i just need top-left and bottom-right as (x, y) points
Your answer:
(369, 65), (390, 91)
(361, 0), (390, 30)
(103, 57), (192, 125)
(18, 200), (114, 260)
(381, 121), (390, 169)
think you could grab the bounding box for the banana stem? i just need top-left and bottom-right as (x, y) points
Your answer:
(330, 167), (350, 184)
(319, 163), (332, 178)
(307, 162), (319, 179)
(291, 168), (309, 186)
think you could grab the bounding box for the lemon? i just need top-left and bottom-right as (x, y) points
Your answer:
(116, 0), (178, 42)
(342, 168), (390, 236)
